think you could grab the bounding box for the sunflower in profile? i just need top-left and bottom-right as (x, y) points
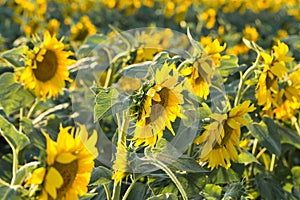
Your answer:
(180, 39), (226, 99)
(25, 124), (98, 200)
(194, 101), (255, 169)
(256, 41), (293, 112)
(131, 62), (185, 147)
(20, 31), (75, 101)
(273, 70), (300, 121)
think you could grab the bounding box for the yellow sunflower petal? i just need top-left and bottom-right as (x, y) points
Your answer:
(56, 152), (77, 164)
(45, 167), (63, 199)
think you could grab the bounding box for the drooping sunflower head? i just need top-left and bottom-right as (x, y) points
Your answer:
(20, 31), (75, 101)
(25, 124), (98, 200)
(180, 38), (226, 99)
(132, 62), (185, 147)
(194, 101), (255, 169)
(111, 142), (137, 184)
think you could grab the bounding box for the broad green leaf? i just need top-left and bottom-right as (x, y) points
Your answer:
(0, 115), (30, 151)
(247, 117), (281, 156)
(20, 117), (33, 135)
(148, 139), (207, 173)
(94, 87), (127, 121)
(237, 150), (260, 164)
(0, 73), (34, 115)
(170, 157), (207, 173)
(89, 166), (112, 186)
(0, 46), (25, 67)
(127, 182), (148, 200)
(277, 124), (300, 149)
(219, 55), (239, 76)
(211, 168), (239, 184)
(147, 193), (178, 200)
(202, 184), (222, 200)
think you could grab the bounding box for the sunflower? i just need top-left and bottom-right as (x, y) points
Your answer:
(20, 31), (75, 101)
(112, 142), (130, 184)
(70, 15), (96, 42)
(256, 41), (293, 112)
(181, 39), (226, 99)
(25, 124), (98, 200)
(132, 62), (185, 147)
(194, 101), (255, 169)
(273, 70), (300, 121)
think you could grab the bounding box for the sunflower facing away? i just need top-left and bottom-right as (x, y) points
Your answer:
(20, 31), (75, 101)
(25, 124), (98, 200)
(194, 101), (255, 169)
(180, 39), (226, 99)
(256, 41), (293, 112)
(131, 62), (185, 147)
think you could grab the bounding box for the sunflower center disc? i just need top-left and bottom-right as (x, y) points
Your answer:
(53, 159), (78, 199)
(34, 50), (58, 82)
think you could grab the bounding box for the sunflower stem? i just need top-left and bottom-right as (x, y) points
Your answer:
(187, 143), (194, 158)
(19, 108), (23, 133)
(234, 54), (260, 106)
(103, 47), (114, 89)
(269, 154), (276, 172)
(27, 99), (40, 118)
(150, 159), (188, 200)
(112, 111), (130, 200)
(112, 182), (121, 200)
(122, 176), (138, 200)
(103, 184), (112, 200)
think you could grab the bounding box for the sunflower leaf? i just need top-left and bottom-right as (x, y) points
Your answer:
(237, 150), (260, 165)
(0, 46), (25, 67)
(219, 55), (240, 76)
(277, 123), (300, 149)
(94, 87), (128, 121)
(0, 115), (30, 151)
(202, 184), (222, 200)
(0, 73), (34, 115)
(247, 117), (281, 156)
(89, 166), (112, 186)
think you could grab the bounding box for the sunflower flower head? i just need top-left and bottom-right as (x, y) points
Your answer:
(131, 62), (185, 147)
(25, 124), (98, 200)
(194, 101), (255, 170)
(112, 142), (135, 184)
(256, 42), (293, 112)
(70, 15), (96, 42)
(20, 31), (75, 101)
(180, 39), (226, 99)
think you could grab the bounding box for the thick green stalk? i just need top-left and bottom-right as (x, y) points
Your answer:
(104, 184), (112, 200)
(150, 159), (188, 200)
(234, 54), (260, 106)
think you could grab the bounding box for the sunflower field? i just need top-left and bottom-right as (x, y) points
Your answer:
(1, 0), (300, 199)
